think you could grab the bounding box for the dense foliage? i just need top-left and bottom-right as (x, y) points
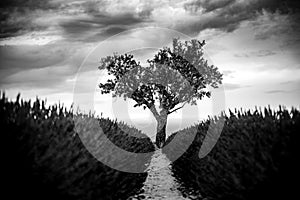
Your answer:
(0, 92), (155, 200)
(163, 106), (300, 200)
(98, 39), (222, 111)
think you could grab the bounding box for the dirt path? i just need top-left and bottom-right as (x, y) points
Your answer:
(128, 148), (198, 200)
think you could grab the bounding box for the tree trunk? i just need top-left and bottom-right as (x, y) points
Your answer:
(155, 115), (167, 148)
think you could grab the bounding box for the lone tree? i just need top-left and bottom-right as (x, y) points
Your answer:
(98, 38), (223, 148)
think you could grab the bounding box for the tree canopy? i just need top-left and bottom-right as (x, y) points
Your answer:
(98, 38), (222, 117)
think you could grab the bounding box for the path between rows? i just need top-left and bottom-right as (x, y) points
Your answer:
(128, 148), (200, 200)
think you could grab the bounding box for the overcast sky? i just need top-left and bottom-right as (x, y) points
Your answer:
(0, 0), (300, 135)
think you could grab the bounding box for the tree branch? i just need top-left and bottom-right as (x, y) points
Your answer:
(167, 102), (187, 115)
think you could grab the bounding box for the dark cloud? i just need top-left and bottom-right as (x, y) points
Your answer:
(0, 44), (69, 71)
(61, 13), (145, 34)
(182, 0), (300, 35)
(60, 13), (148, 42)
(0, 42), (87, 89)
(0, 0), (58, 38)
(251, 11), (300, 43)
(235, 50), (276, 58)
(185, 0), (300, 14)
(184, 0), (236, 13)
(0, 0), (55, 9)
(1, 0), (300, 40)
(0, 0), (154, 40)
(103, 26), (128, 36)
(0, 11), (41, 38)
(190, 14), (245, 33)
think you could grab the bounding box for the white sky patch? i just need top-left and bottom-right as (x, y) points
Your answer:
(0, 31), (63, 46)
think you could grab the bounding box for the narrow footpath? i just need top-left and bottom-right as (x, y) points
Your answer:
(128, 148), (200, 200)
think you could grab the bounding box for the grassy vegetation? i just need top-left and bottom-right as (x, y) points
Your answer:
(163, 106), (299, 200)
(0, 93), (155, 200)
